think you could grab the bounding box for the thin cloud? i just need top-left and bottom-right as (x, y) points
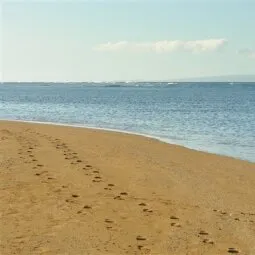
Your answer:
(238, 48), (255, 59)
(94, 39), (227, 53)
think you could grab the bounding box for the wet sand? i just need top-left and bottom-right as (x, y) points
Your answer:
(0, 120), (255, 255)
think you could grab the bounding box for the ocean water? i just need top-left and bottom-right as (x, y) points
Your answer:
(0, 82), (255, 163)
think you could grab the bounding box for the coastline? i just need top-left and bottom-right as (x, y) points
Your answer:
(1, 120), (255, 254)
(0, 118), (253, 163)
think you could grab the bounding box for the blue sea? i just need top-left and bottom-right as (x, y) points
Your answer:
(0, 82), (254, 162)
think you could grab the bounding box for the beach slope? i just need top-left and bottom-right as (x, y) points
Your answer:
(1, 121), (255, 254)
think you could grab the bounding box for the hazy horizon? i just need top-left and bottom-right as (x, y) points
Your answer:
(2, 74), (255, 83)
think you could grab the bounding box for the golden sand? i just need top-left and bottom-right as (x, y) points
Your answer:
(0, 121), (255, 254)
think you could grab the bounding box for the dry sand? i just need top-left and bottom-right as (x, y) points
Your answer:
(0, 120), (255, 255)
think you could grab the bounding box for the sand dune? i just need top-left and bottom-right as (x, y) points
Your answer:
(0, 121), (255, 255)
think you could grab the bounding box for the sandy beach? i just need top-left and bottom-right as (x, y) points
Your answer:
(0, 120), (255, 255)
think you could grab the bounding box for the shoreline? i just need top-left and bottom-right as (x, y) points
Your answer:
(0, 118), (253, 164)
(1, 120), (255, 254)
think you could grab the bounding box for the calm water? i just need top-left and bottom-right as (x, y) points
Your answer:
(1, 82), (255, 162)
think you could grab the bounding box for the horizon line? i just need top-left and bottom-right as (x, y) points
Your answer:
(1, 81), (255, 84)
(1, 75), (255, 83)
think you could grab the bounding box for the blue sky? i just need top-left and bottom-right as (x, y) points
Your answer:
(1, 0), (255, 81)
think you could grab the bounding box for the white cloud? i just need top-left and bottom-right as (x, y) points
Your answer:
(238, 48), (255, 59)
(94, 39), (227, 53)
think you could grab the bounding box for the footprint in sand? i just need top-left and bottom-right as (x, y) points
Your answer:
(170, 216), (181, 227)
(72, 194), (79, 198)
(65, 199), (74, 203)
(203, 239), (214, 244)
(104, 185), (113, 190)
(137, 245), (143, 250)
(143, 208), (153, 213)
(105, 219), (114, 223)
(120, 192), (128, 196)
(93, 179), (102, 183)
(35, 171), (47, 176)
(139, 203), (147, 207)
(114, 195), (124, 200)
(199, 230), (209, 236)
(171, 222), (181, 227)
(228, 248), (240, 253)
(170, 216), (179, 220)
(136, 235), (147, 241)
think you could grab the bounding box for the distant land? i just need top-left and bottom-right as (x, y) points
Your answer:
(176, 75), (255, 82)
(1, 75), (255, 84)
